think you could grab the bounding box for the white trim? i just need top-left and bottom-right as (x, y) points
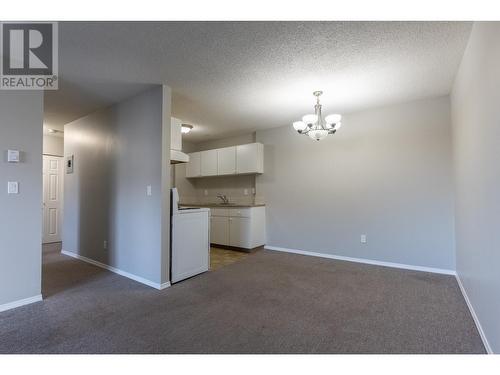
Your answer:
(61, 250), (170, 291)
(159, 282), (171, 290)
(0, 294), (43, 313)
(264, 245), (456, 275)
(455, 274), (493, 354)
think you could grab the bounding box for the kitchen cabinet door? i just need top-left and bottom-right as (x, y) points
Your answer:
(186, 152), (201, 178)
(170, 117), (182, 151)
(236, 143), (264, 174)
(210, 216), (229, 245)
(201, 149), (218, 176)
(229, 217), (252, 248)
(217, 146), (236, 175)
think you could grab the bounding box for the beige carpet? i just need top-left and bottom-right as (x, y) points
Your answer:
(0, 243), (485, 354)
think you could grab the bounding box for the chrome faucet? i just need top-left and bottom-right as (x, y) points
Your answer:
(216, 194), (229, 204)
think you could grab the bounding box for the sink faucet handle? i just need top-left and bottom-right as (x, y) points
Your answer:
(216, 193), (229, 204)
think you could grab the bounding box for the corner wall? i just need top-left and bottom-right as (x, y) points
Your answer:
(256, 96), (455, 271)
(0, 91), (43, 309)
(451, 22), (500, 353)
(63, 85), (171, 287)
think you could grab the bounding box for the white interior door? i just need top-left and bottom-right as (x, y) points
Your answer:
(43, 155), (63, 244)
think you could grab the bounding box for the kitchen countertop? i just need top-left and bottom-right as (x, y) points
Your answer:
(179, 203), (266, 208)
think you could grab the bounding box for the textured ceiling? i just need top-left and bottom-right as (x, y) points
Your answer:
(44, 21), (472, 141)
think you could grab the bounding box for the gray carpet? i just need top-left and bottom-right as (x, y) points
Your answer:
(0, 243), (485, 354)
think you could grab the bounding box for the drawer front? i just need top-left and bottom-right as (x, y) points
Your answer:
(228, 208), (251, 218)
(210, 208), (229, 217)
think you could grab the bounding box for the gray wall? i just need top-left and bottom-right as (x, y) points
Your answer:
(451, 22), (500, 353)
(0, 91), (43, 306)
(256, 96), (455, 270)
(63, 86), (171, 285)
(43, 134), (64, 156)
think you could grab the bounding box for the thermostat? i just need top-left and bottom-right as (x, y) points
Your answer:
(7, 150), (20, 163)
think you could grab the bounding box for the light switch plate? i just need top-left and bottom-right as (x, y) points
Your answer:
(244, 189), (249, 196)
(360, 234), (367, 244)
(7, 150), (20, 163)
(147, 185), (152, 196)
(8, 181), (19, 194)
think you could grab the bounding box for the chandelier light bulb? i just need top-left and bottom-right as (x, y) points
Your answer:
(325, 114), (342, 124)
(302, 114), (318, 125)
(292, 121), (307, 132)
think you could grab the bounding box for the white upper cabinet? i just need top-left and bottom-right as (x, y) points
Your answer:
(237, 143), (264, 174)
(186, 152), (201, 178)
(186, 142), (264, 178)
(200, 149), (218, 176)
(217, 146), (236, 175)
(170, 117), (182, 151)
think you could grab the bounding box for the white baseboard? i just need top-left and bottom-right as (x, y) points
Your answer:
(0, 294), (43, 313)
(264, 245), (456, 275)
(455, 274), (493, 354)
(159, 282), (171, 290)
(61, 250), (170, 291)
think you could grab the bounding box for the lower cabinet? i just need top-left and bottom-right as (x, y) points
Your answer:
(210, 216), (229, 245)
(209, 207), (266, 250)
(229, 217), (251, 248)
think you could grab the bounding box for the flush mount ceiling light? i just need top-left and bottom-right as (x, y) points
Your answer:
(181, 124), (193, 134)
(292, 91), (342, 141)
(44, 126), (63, 135)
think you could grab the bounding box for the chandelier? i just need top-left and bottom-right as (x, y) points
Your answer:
(292, 91), (342, 141)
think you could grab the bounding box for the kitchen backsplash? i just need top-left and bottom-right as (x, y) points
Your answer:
(174, 164), (258, 205)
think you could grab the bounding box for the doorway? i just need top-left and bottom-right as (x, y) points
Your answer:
(42, 155), (63, 244)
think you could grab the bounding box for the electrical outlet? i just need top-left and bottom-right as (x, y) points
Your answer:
(251, 187), (256, 195)
(146, 185), (152, 196)
(103, 240), (108, 250)
(244, 189), (249, 196)
(7, 181), (19, 194)
(360, 234), (367, 244)
(204, 189), (208, 196)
